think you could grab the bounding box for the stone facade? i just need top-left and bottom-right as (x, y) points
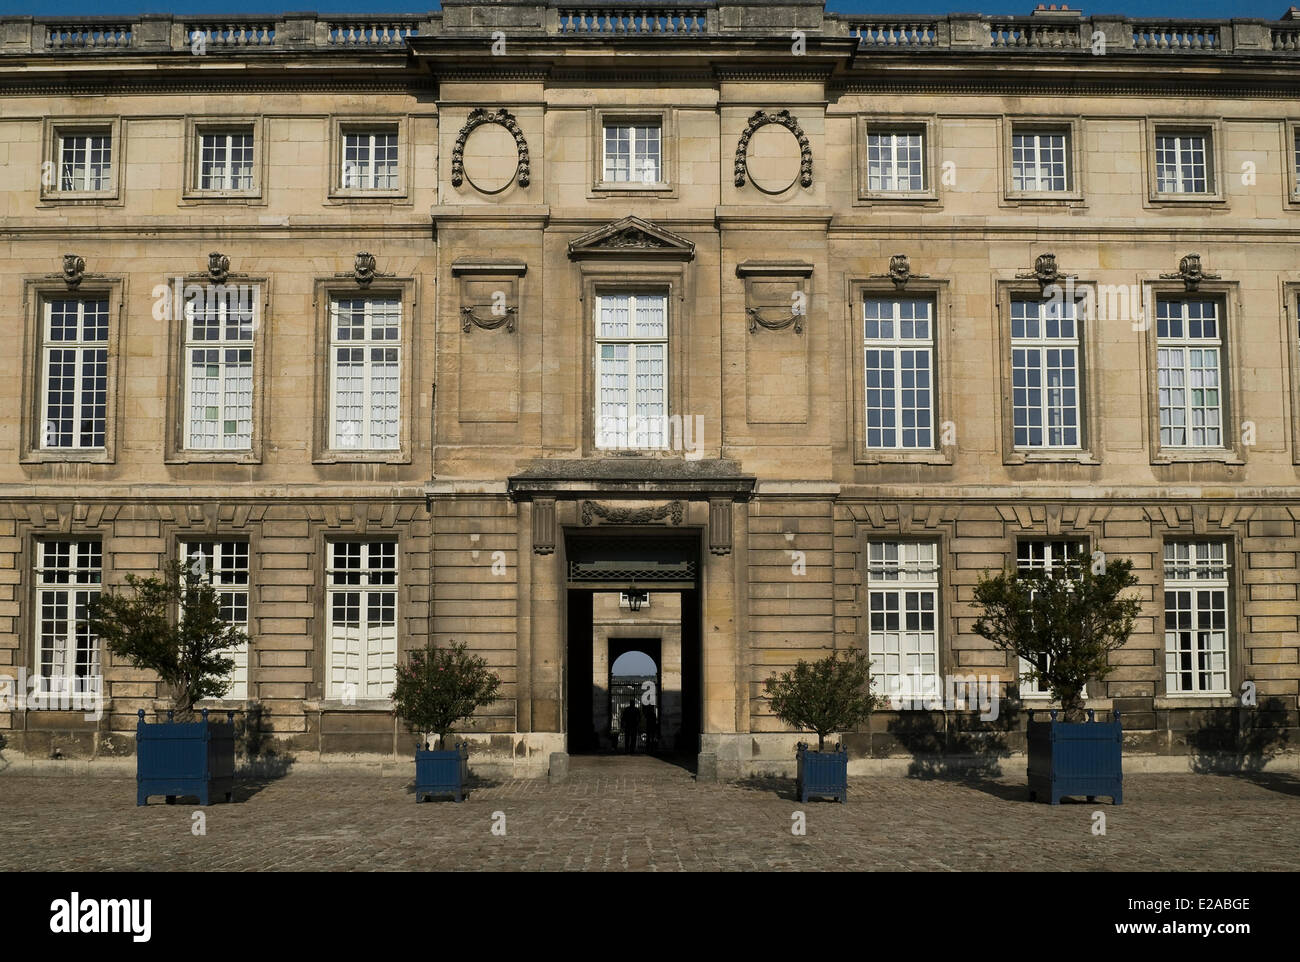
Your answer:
(1, 3), (1298, 776)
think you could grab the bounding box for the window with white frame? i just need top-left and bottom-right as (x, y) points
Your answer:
(1015, 540), (1084, 697)
(1294, 129), (1300, 192)
(342, 129), (399, 190)
(34, 541), (101, 699)
(1155, 131), (1210, 194)
(180, 542), (250, 700)
(198, 130), (254, 191)
(603, 123), (661, 184)
(595, 293), (668, 450)
(1163, 542), (1230, 695)
(864, 297), (934, 449)
(327, 542), (397, 700)
(1156, 298), (1222, 448)
(184, 288), (255, 450)
(866, 541), (940, 704)
(41, 298), (109, 450)
(866, 130), (925, 192)
(58, 131), (112, 192)
(330, 297), (401, 451)
(1011, 297), (1081, 448)
(1011, 129), (1068, 192)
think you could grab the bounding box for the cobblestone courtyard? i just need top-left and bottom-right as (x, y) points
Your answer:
(2, 756), (1297, 872)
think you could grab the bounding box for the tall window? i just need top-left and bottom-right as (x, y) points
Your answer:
(1164, 542), (1230, 695)
(199, 130), (254, 191)
(1016, 540), (1083, 697)
(1011, 130), (1068, 192)
(342, 130), (399, 190)
(864, 297), (933, 449)
(866, 130), (924, 192)
(595, 293), (667, 449)
(1011, 297), (1080, 448)
(42, 298), (109, 450)
(1156, 298), (1222, 447)
(184, 288), (255, 450)
(330, 297), (401, 451)
(867, 541), (940, 704)
(35, 541), (101, 698)
(603, 124), (661, 184)
(327, 542), (397, 700)
(1155, 131), (1209, 194)
(58, 131), (112, 192)
(181, 542), (250, 700)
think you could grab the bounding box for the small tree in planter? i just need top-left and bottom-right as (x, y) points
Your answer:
(88, 561), (245, 805)
(972, 549), (1141, 804)
(391, 641), (501, 803)
(765, 649), (879, 803)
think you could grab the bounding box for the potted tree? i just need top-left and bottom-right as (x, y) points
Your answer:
(972, 549), (1140, 804)
(391, 640), (501, 803)
(88, 561), (245, 806)
(764, 649), (879, 803)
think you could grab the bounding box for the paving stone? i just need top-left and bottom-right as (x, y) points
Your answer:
(1, 755), (1296, 872)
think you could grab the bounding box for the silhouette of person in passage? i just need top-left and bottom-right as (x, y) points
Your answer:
(642, 702), (659, 754)
(620, 701), (641, 754)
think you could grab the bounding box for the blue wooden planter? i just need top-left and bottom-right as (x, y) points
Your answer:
(414, 742), (470, 802)
(136, 708), (236, 806)
(796, 741), (848, 803)
(1027, 709), (1123, 805)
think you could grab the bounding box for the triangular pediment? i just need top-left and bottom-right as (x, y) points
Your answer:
(567, 216), (695, 261)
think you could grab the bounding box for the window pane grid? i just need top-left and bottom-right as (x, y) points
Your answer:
(42, 299), (109, 449)
(867, 541), (940, 702)
(185, 290), (255, 450)
(342, 130), (399, 190)
(1163, 543), (1230, 694)
(596, 293), (668, 449)
(1157, 299), (1222, 448)
(199, 131), (254, 190)
(330, 298), (401, 450)
(603, 124), (661, 184)
(867, 131), (924, 192)
(1011, 299), (1080, 448)
(864, 297), (934, 449)
(181, 542), (250, 699)
(1015, 540), (1084, 694)
(1155, 133), (1209, 194)
(35, 541), (102, 697)
(59, 133), (112, 191)
(327, 542), (398, 699)
(1011, 131), (1068, 192)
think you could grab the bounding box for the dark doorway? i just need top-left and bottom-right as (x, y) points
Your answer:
(563, 531), (701, 758)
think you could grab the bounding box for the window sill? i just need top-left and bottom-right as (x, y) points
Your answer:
(180, 191), (264, 206)
(1154, 695), (1237, 709)
(167, 451), (261, 465)
(1152, 450), (1244, 465)
(1001, 192), (1085, 206)
(37, 192), (121, 206)
(1146, 194), (1226, 208)
(326, 190), (410, 204)
(22, 451), (113, 465)
(306, 699), (394, 712)
(857, 192), (939, 205)
(314, 451), (410, 465)
(858, 450), (952, 466)
(1007, 449), (1099, 465)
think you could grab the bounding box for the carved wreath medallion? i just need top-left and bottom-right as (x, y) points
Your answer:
(734, 109), (813, 192)
(451, 107), (531, 193)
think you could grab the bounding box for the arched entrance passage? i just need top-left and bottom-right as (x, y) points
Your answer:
(564, 530), (701, 757)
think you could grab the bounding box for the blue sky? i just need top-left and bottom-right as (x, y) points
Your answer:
(0, 1), (1289, 22)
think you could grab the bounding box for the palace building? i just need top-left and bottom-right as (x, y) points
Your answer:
(2, 2), (1298, 776)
